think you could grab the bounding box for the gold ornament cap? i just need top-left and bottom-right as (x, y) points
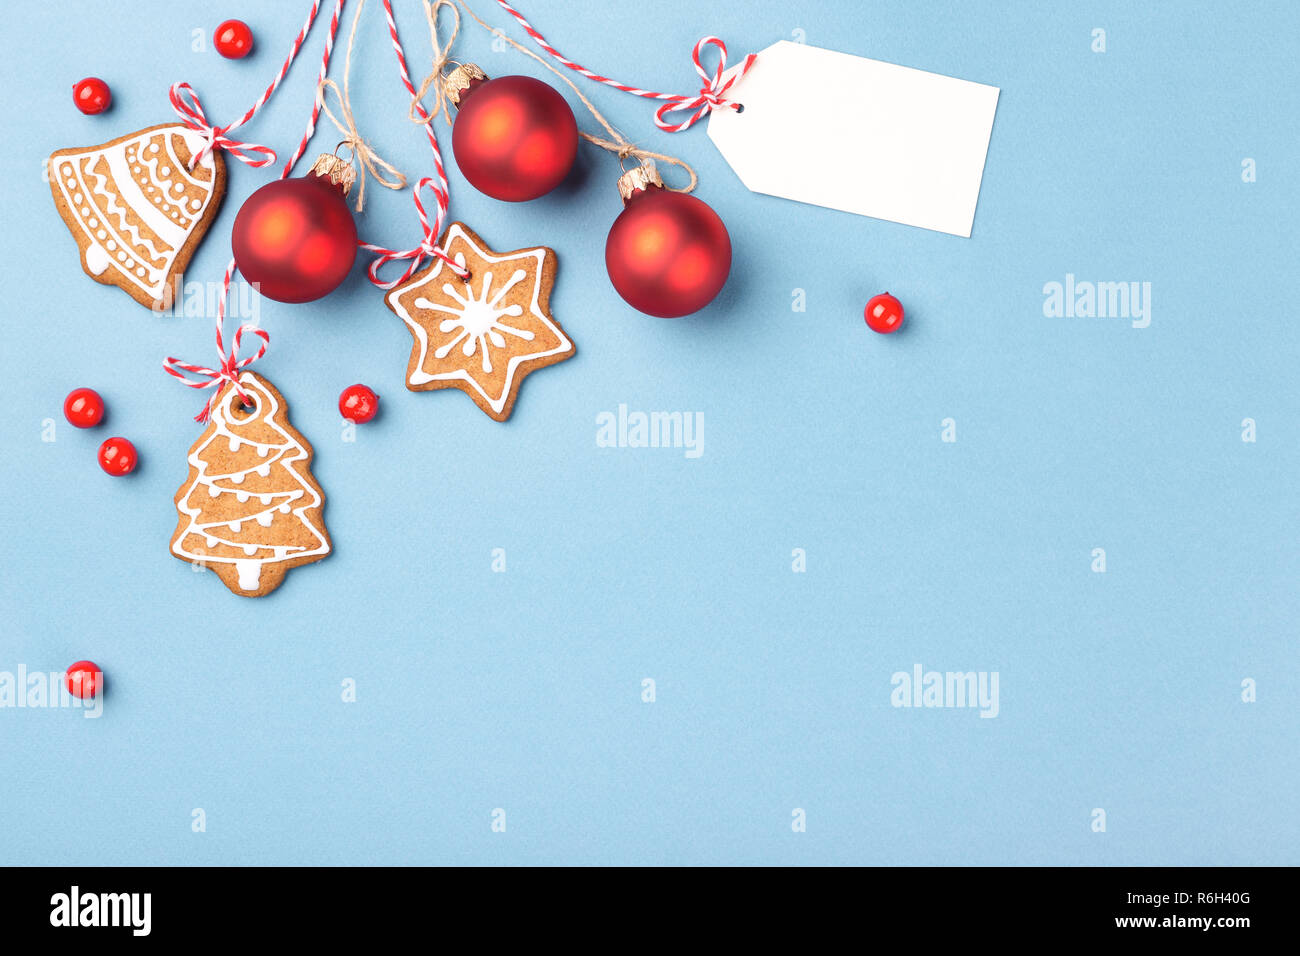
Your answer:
(310, 154), (357, 197)
(616, 160), (664, 203)
(445, 63), (489, 106)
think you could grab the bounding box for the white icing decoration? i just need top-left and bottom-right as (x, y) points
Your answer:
(171, 372), (330, 587)
(52, 125), (217, 301)
(84, 244), (110, 276)
(235, 560), (261, 590)
(385, 225), (572, 413)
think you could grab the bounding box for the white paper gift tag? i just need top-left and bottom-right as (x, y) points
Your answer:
(708, 41), (1000, 237)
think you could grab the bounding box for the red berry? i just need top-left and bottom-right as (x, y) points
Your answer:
(63, 387), (105, 428)
(864, 292), (905, 334)
(65, 661), (102, 700)
(72, 77), (111, 115)
(214, 20), (254, 59)
(339, 384), (379, 423)
(98, 437), (138, 476)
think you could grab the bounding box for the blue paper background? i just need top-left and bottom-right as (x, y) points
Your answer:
(1, 0), (1296, 866)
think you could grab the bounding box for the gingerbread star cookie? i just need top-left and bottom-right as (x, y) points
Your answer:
(384, 222), (575, 421)
(49, 123), (226, 311)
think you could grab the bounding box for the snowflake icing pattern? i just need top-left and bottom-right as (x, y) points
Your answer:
(416, 255), (536, 374)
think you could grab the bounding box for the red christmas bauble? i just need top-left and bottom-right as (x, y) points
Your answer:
(98, 437), (137, 476)
(452, 72), (578, 202)
(864, 292), (904, 334)
(73, 77), (111, 115)
(64, 387), (105, 428)
(338, 384), (378, 423)
(214, 19), (254, 59)
(605, 168), (732, 318)
(232, 159), (357, 303)
(65, 661), (102, 699)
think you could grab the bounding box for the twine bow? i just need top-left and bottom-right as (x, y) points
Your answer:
(164, 263), (270, 422)
(653, 37), (756, 132)
(317, 0), (410, 212)
(360, 177), (468, 289)
(408, 0), (463, 128)
(168, 82), (278, 170)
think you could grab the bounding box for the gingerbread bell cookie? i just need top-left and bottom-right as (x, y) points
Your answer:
(171, 372), (330, 597)
(384, 222), (575, 421)
(49, 123), (226, 311)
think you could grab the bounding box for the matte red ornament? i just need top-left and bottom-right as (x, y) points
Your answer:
(64, 387), (105, 428)
(338, 384), (378, 423)
(864, 292), (904, 334)
(232, 155), (358, 303)
(65, 661), (102, 699)
(449, 65), (578, 202)
(214, 19), (254, 59)
(605, 163), (732, 318)
(72, 77), (111, 115)
(98, 437), (137, 476)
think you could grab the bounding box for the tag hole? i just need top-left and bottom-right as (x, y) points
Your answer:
(231, 399), (258, 419)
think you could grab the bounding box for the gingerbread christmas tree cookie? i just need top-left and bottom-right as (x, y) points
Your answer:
(49, 123), (226, 310)
(171, 372), (330, 597)
(384, 222), (575, 422)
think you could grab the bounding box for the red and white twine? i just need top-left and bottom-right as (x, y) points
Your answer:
(358, 0), (468, 289)
(165, 0), (348, 422)
(491, 0), (756, 132)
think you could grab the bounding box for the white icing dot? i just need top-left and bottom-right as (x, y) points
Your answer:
(106, 240), (117, 251)
(149, 144), (158, 153)
(207, 485), (221, 498)
(227, 435), (240, 452)
(236, 491), (249, 503)
(136, 267), (146, 277)
(256, 513), (273, 528)
(243, 544), (258, 556)
(190, 199), (201, 211)
(230, 520), (242, 533)
(62, 163), (72, 175)
(258, 445), (270, 457)
(73, 192), (83, 203)
(139, 177), (148, 185)
(260, 495), (272, 505)
(153, 196), (162, 204)
(116, 251), (127, 262)
(205, 536), (216, 547)
(160, 165), (171, 176)
(87, 217), (97, 228)
(256, 464), (270, 478)
(279, 503), (290, 514)
(230, 472), (245, 485)
(81, 207), (91, 216)
(133, 165), (141, 173)
(148, 186), (156, 193)
(96, 229), (106, 239)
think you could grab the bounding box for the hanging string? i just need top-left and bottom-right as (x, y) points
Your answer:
(408, 0), (463, 128)
(317, 0), (409, 212)
(164, 0), (349, 422)
(488, 0), (756, 133)
(358, 0), (470, 289)
(168, 0), (333, 170)
(455, 0), (698, 191)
